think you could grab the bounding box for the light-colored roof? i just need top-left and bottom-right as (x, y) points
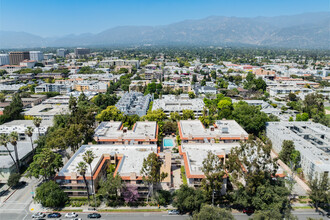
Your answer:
(58, 144), (157, 178)
(94, 121), (157, 141)
(179, 120), (248, 140)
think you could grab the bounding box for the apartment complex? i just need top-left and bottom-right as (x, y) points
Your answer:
(115, 92), (152, 117)
(57, 48), (68, 57)
(94, 121), (158, 145)
(178, 120), (249, 144)
(0, 54), (10, 66)
(266, 121), (330, 180)
(152, 95), (204, 117)
(9, 51), (30, 65)
(35, 83), (72, 94)
(74, 48), (90, 57)
(29, 51), (44, 62)
(177, 119), (248, 187)
(55, 144), (158, 197)
(0, 120), (52, 183)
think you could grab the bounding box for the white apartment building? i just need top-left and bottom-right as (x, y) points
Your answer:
(266, 121), (330, 181)
(0, 54), (10, 66)
(152, 95), (205, 117)
(29, 51), (44, 62)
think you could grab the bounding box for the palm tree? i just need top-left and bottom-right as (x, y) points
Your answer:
(0, 134), (19, 172)
(83, 150), (96, 205)
(33, 117), (42, 137)
(76, 161), (90, 205)
(25, 126), (34, 154)
(9, 132), (20, 173)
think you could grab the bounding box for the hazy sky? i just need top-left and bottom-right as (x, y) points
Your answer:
(0, 0), (329, 37)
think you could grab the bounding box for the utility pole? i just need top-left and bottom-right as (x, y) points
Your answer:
(212, 189), (215, 206)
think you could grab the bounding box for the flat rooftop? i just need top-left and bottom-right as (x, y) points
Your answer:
(58, 144), (157, 178)
(0, 119), (52, 134)
(23, 104), (70, 118)
(94, 121), (157, 141)
(152, 95), (204, 112)
(267, 121), (330, 171)
(180, 143), (240, 177)
(179, 120), (248, 140)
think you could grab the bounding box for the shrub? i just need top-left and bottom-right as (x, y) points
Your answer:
(7, 173), (21, 187)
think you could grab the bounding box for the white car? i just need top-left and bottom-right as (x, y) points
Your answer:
(168, 210), (180, 215)
(70, 218), (82, 220)
(65, 212), (78, 218)
(31, 212), (46, 218)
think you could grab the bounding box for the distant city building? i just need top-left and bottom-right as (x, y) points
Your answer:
(35, 83), (72, 94)
(0, 54), (10, 66)
(99, 59), (140, 68)
(56, 48), (68, 57)
(0, 65), (27, 74)
(23, 104), (70, 120)
(74, 48), (90, 57)
(116, 92), (152, 117)
(29, 51), (44, 62)
(20, 60), (36, 68)
(266, 121), (330, 180)
(152, 94), (204, 117)
(9, 51), (30, 65)
(43, 53), (54, 60)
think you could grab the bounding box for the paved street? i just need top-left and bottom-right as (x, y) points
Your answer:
(0, 177), (328, 220)
(0, 211), (328, 220)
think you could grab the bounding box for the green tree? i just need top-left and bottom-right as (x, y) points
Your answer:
(76, 161), (90, 205)
(0, 133), (19, 172)
(1, 94), (23, 124)
(279, 140), (295, 165)
(25, 126), (35, 154)
(201, 151), (225, 203)
(34, 181), (68, 208)
(142, 109), (167, 122)
(188, 91), (195, 99)
(308, 173), (329, 210)
(33, 117), (42, 137)
(231, 101), (269, 136)
(170, 112), (181, 121)
(7, 173), (21, 187)
(173, 185), (205, 214)
(27, 148), (63, 180)
(95, 106), (123, 122)
(141, 152), (168, 202)
(83, 150), (96, 205)
(98, 173), (123, 206)
(193, 205), (234, 220)
(9, 132), (20, 172)
(182, 109), (195, 120)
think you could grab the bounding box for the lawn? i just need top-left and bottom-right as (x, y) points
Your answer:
(181, 165), (187, 185)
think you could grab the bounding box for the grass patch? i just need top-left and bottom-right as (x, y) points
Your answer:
(53, 209), (83, 212)
(181, 165), (187, 185)
(98, 209), (166, 212)
(325, 106), (330, 111)
(294, 206), (313, 210)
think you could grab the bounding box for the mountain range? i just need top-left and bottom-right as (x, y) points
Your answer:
(0, 12), (329, 49)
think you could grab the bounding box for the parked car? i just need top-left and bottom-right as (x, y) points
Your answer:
(65, 212), (78, 218)
(32, 212), (46, 218)
(168, 209), (180, 215)
(70, 218), (82, 220)
(87, 213), (101, 218)
(47, 212), (61, 218)
(242, 208), (254, 214)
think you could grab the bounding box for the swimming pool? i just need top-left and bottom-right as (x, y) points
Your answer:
(163, 138), (174, 147)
